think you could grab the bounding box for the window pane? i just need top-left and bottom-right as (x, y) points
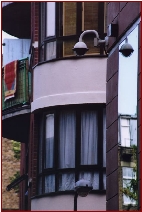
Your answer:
(79, 172), (99, 190)
(58, 172), (75, 191)
(46, 2), (55, 36)
(45, 114), (54, 168)
(81, 111), (98, 165)
(40, 3), (46, 43)
(38, 177), (42, 195)
(59, 111), (76, 168)
(83, 2), (98, 31)
(122, 167), (136, 179)
(39, 115), (44, 173)
(45, 41), (56, 60)
(63, 2), (77, 36)
(123, 194), (136, 205)
(40, 45), (45, 62)
(45, 175), (55, 193)
(103, 172), (106, 190)
(121, 118), (130, 147)
(63, 39), (77, 57)
(103, 108), (106, 167)
(82, 2), (100, 55)
(130, 119), (137, 146)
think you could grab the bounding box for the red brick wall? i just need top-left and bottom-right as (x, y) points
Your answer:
(31, 2), (39, 65)
(106, 2), (141, 210)
(30, 1), (39, 197)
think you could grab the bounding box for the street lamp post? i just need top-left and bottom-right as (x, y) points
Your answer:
(74, 179), (93, 211)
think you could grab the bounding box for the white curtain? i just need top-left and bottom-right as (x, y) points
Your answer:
(45, 175), (55, 193)
(39, 115), (44, 173)
(130, 119), (137, 146)
(45, 114), (54, 168)
(59, 111), (76, 168)
(103, 109), (106, 167)
(79, 172), (99, 190)
(81, 111), (98, 165)
(58, 173), (75, 191)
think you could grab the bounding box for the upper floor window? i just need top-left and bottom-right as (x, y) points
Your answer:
(122, 167), (136, 205)
(39, 2), (107, 62)
(119, 116), (137, 147)
(38, 104), (106, 195)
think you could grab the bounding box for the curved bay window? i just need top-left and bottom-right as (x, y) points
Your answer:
(38, 104), (106, 195)
(39, 2), (106, 62)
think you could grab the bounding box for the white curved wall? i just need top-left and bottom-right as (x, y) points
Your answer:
(31, 57), (107, 112)
(31, 194), (106, 211)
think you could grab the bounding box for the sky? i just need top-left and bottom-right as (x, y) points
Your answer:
(2, 30), (18, 41)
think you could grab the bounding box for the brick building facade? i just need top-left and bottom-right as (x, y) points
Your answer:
(2, 2), (141, 210)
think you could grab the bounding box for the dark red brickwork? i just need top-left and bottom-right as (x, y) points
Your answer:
(31, 2), (39, 65)
(20, 2), (40, 210)
(106, 2), (141, 210)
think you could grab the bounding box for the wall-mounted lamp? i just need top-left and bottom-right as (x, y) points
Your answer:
(119, 37), (134, 57)
(73, 30), (108, 56)
(74, 179), (93, 211)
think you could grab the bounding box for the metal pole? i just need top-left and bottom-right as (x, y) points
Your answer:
(74, 192), (78, 211)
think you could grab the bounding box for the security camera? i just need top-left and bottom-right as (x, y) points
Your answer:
(72, 41), (89, 56)
(119, 39), (134, 57)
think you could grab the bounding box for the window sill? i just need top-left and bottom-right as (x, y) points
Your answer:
(31, 190), (106, 200)
(33, 54), (108, 70)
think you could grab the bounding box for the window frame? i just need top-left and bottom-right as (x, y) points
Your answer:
(37, 104), (106, 196)
(39, 2), (106, 62)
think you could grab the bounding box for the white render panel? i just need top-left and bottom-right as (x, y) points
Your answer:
(31, 194), (106, 210)
(31, 57), (107, 112)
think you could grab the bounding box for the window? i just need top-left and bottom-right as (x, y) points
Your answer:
(119, 116), (137, 147)
(38, 105), (106, 195)
(120, 118), (131, 147)
(39, 2), (106, 62)
(122, 167), (136, 205)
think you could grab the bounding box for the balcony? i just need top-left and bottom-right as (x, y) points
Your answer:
(2, 58), (31, 143)
(2, 58), (31, 111)
(2, 2), (31, 38)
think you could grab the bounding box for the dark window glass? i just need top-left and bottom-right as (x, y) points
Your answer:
(38, 105), (106, 194)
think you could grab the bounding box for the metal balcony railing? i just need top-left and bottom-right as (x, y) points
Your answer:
(2, 58), (31, 111)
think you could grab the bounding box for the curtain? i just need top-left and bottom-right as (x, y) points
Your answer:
(103, 172), (106, 190)
(45, 114), (54, 168)
(81, 111), (98, 165)
(121, 118), (130, 147)
(103, 109), (106, 167)
(58, 173), (75, 191)
(59, 111), (76, 168)
(39, 115), (44, 173)
(45, 175), (55, 193)
(130, 119), (137, 146)
(79, 172), (99, 190)
(46, 41), (56, 60)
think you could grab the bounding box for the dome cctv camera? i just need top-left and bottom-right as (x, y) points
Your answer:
(119, 38), (134, 57)
(72, 41), (89, 56)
